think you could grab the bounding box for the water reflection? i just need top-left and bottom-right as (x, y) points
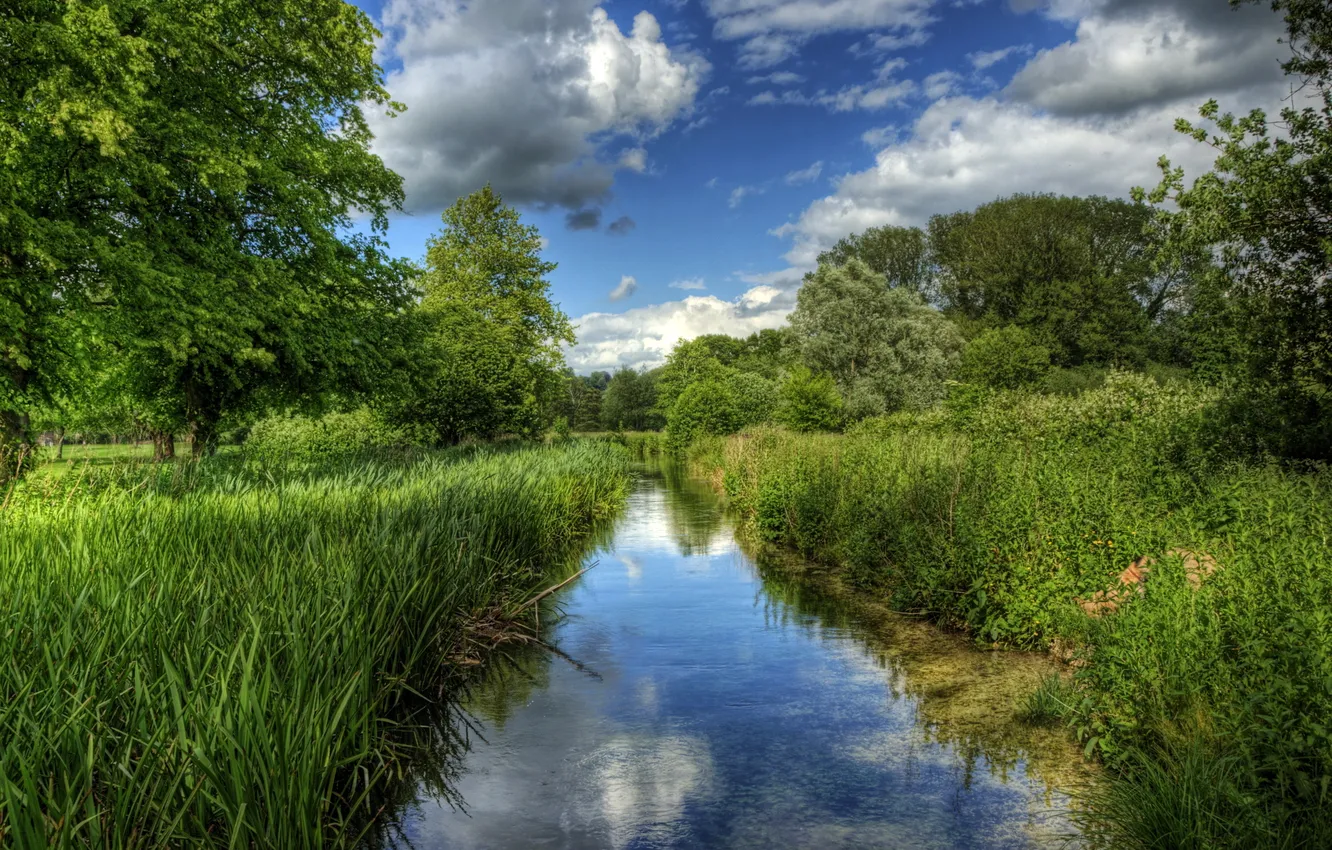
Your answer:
(383, 463), (1092, 849)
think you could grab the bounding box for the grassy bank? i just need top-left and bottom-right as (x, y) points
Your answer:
(693, 374), (1332, 848)
(0, 441), (630, 848)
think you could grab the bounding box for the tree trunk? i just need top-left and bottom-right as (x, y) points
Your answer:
(151, 430), (176, 461)
(190, 420), (217, 458)
(55, 427), (65, 460)
(0, 408), (31, 482)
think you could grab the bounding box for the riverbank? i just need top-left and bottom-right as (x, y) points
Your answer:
(690, 374), (1332, 848)
(0, 441), (630, 848)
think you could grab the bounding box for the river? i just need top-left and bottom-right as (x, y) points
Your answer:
(386, 463), (1093, 848)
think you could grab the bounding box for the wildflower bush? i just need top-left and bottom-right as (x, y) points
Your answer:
(702, 372), (1332, 847)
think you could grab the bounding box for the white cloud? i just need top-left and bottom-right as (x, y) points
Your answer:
(1006, 0), (1284, 115)
(369, 1), (707, 213)
(773, 88), (1283, 269)
(745, 71), (806, 85)
(784, 161), (824, 185)
(860, 124), (900, 146)
(735, 32), (803, 69)
(729, 185), (764, 208)
(567, 287), (796, 370)
(849, 29), (932, 55)
(669, 277), (708, 290)
(967, 44), (1032, 69)
(921, 70), (961, 99)
(748, 79), (914, 110)
(705, 177), (719, 188)
(609, 275), (639, 301)
(703, 0), (939, 68)
(618, 147), (649, 173)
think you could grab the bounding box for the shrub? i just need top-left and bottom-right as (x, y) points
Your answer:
(665, 380), (743, 451)
(778, 366), (844, 432)
(958, 326), (1051, 390)
(244, 408), (424, 466)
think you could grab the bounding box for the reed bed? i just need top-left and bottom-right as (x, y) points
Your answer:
(0, 441), (630, 848)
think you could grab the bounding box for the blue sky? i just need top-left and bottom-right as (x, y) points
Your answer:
(350, 0), (1287, 372)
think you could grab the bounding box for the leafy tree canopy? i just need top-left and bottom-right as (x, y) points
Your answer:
(817, 225), (932, 295)
(790, 259), (963, 416)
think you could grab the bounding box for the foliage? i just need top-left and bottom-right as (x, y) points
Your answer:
(244, 408), (426, 467)
(665, 380), (743, 451)
(816, 225), (932, 295)
(387, 188), (570, 443)
(0, 441), (630, 846)
(958, 326), (1052, 390)
(791, 258), (963, 416)
(727, 371), (779, 428)
(929, 194), (1162, 367)
(707, 375), (1332, 845)
(0, 0), (412, 461)
(1134, 1), (1332, 457)
(654, 336), (739, 414)
(778, 366), (844, 432)
(601, 368), (661, 431)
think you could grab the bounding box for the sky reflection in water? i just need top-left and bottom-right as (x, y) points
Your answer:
(390, 465), (1091, 849)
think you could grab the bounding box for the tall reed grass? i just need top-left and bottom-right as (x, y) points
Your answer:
(700, 374), (1332, 847)
(0, 441), (630, 847)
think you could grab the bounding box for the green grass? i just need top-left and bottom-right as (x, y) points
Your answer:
(0, 441), (630, 847)
(698, 374), (1332, 847)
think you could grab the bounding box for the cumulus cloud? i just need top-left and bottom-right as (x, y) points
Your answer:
(784, 161), (823, 185)
(567, 286), (797, 370)
(772, 86), (1283, 269)
(369, 1), (707, 213)
(607, 216), (637, 235)
(1005, 0), (1284, 115)
(669, 277), (707, 290)
(609, 275), (639, 301)
(703, 0), (939, 68)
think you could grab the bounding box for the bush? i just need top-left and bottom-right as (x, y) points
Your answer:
(244, 408), (424, 466)
(778, 366), (844, 432)
(958, 326), (1051, 390)
(666, 380), (743, 452)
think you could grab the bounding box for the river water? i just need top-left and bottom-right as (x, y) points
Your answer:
(388, 464), (1093, 849)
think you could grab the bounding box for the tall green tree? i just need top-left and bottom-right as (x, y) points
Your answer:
(2, 0), (412, 460)
(817, 225), (932, 295)
(391, 187), (572, 443)
(928, 194), (1161, 366)
(654, 336), (739, 414)
(1137, 0), (1332, 456)
(790, 259), (963, 416)
(601, 368), (661, 430)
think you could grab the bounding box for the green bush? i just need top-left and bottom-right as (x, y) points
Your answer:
(777, 366), (844, 432)
(958, 326), (1051, 390)
(244, 408), (424, 466)
(665, 380), (743, 452)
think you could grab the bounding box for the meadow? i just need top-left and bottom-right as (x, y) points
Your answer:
(691, 373), (1332, 848)
(0, 441), (630, 847)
